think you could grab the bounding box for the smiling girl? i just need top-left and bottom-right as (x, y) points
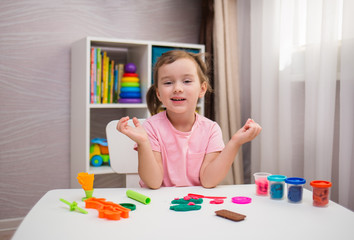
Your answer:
(116, 50), (262, 189)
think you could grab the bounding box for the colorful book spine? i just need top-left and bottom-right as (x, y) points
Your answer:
(96, 48), (101, 104)
(117, 64), (124, 101)
(113, 65), (118, 103)
(90, 48), (95, 103)
(102, 52), (108, 104)
(107, 60), (112, 103)
(93, 48), (97, 103)
(109, 60), (114, 103)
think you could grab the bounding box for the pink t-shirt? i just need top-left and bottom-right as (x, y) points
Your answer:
(139, 111), (225, 187)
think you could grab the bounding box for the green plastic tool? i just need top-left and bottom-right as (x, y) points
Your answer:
(60, 198), (88, 214)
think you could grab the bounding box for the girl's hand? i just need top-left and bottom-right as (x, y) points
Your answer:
(116, 116), (149, 144)
(231, 118), (262, 145)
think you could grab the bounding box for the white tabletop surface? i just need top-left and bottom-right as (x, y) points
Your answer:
(12, 184), (354, 240)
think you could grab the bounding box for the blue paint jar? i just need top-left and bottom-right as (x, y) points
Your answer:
(285, 177), (306, 203)
(267, 175), (287, 199)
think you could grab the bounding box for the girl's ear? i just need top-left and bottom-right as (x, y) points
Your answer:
(199, 82), (207, 98)
(155, 87), (162, 102)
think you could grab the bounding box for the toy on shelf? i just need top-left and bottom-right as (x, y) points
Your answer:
(119, 63), (142, 103)
(77, 172), (95, 201)
(90, 138), (110, 167)
(60, 198), (88, 214)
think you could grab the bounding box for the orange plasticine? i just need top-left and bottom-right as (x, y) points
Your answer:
(85, 197), (130, 220)
(77, 172), (94, 190)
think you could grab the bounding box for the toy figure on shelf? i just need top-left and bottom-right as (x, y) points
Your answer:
(119, 63), (142, 103)
(90, 138), (110, 167)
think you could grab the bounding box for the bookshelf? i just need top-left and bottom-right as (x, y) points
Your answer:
(70, 37), (205, 188)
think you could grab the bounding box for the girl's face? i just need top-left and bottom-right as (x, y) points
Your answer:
(156, 58), (207, 115)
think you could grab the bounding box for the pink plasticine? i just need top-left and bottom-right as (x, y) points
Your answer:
(255, 178), (269, 195)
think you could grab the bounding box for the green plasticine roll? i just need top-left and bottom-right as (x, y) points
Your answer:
(126, 190), (151, 205)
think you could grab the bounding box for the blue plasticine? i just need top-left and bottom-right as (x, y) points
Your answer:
(270, 183), (284, 199)
(287, 186), (303, 202)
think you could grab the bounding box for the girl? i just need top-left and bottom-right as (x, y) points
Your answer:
(117, 50), (262, 189)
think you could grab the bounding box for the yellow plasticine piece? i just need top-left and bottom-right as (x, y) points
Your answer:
(77, 172), (94, 190)
(121, 77), (139, 83)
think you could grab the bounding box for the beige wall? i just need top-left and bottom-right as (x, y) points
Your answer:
(0, 0), (202, 219)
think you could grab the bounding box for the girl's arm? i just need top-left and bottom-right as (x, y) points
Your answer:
(137, 143), (163, 189)
(199, 119), (262, 188)
(117, 117), (163, 189)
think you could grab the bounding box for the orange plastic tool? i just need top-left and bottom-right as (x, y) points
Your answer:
(85, 197), (130, 220)
(77, 172), (94, 191)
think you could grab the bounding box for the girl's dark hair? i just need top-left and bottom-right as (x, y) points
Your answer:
(146, 50), (212, 115)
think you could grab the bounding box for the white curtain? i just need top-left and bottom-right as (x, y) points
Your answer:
(214, 0), (244, 184)
(250, 0), (354, 210)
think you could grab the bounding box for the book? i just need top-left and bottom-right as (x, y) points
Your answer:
(117, 64), (125, 101)
(96, 48), (101, 103)
(110, 60), (114, 103)
(107, 60), (112, 103)
(93, 48), (97, 103)
(102, 51), (108, 104)
(90, 48), (95, 103)
(113, 65), (118, 103)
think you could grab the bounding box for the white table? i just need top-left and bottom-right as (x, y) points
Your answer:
(12, 184), (354, 240)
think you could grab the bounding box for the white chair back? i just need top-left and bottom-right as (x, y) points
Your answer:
(106, 119), (145, 188)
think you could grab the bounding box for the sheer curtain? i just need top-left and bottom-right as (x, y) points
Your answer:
(250, 0), (354, 210)
(214, 0), (244, 184)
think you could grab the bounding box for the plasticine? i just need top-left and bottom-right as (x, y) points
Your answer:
(171, 198), (203, 205)
(126, 190), (151, 205)
(170, 204), (202, 211)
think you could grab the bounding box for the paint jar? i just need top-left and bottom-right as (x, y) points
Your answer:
(253, 172), (271, 196)
(267, 175), (287, 199)
(310, 180), (332, 207)
(285, 177), (306, 203)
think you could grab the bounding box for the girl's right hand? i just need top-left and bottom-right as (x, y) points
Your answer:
(116, 116), (149, 144)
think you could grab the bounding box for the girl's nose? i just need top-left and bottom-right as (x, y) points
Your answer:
(173, 82), (183, 93)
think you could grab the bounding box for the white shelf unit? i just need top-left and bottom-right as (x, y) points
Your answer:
(70, 37), (205, 188)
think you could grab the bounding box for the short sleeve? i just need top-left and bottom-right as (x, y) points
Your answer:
(142, 120), (161, 152)
(205, 123), (225, 153)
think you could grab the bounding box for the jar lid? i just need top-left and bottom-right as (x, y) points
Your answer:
(267, 175), (287, 182)
(232, 196), (252, 204)
(310, 180), (332, 188)
(285, 177), (306, 185)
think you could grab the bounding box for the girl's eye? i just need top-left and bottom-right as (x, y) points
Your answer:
(184, 79), (192, 84)
(163, 81), (172, 85)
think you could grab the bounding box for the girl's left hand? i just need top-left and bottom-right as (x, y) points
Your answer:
(232, 118), (262, 145)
